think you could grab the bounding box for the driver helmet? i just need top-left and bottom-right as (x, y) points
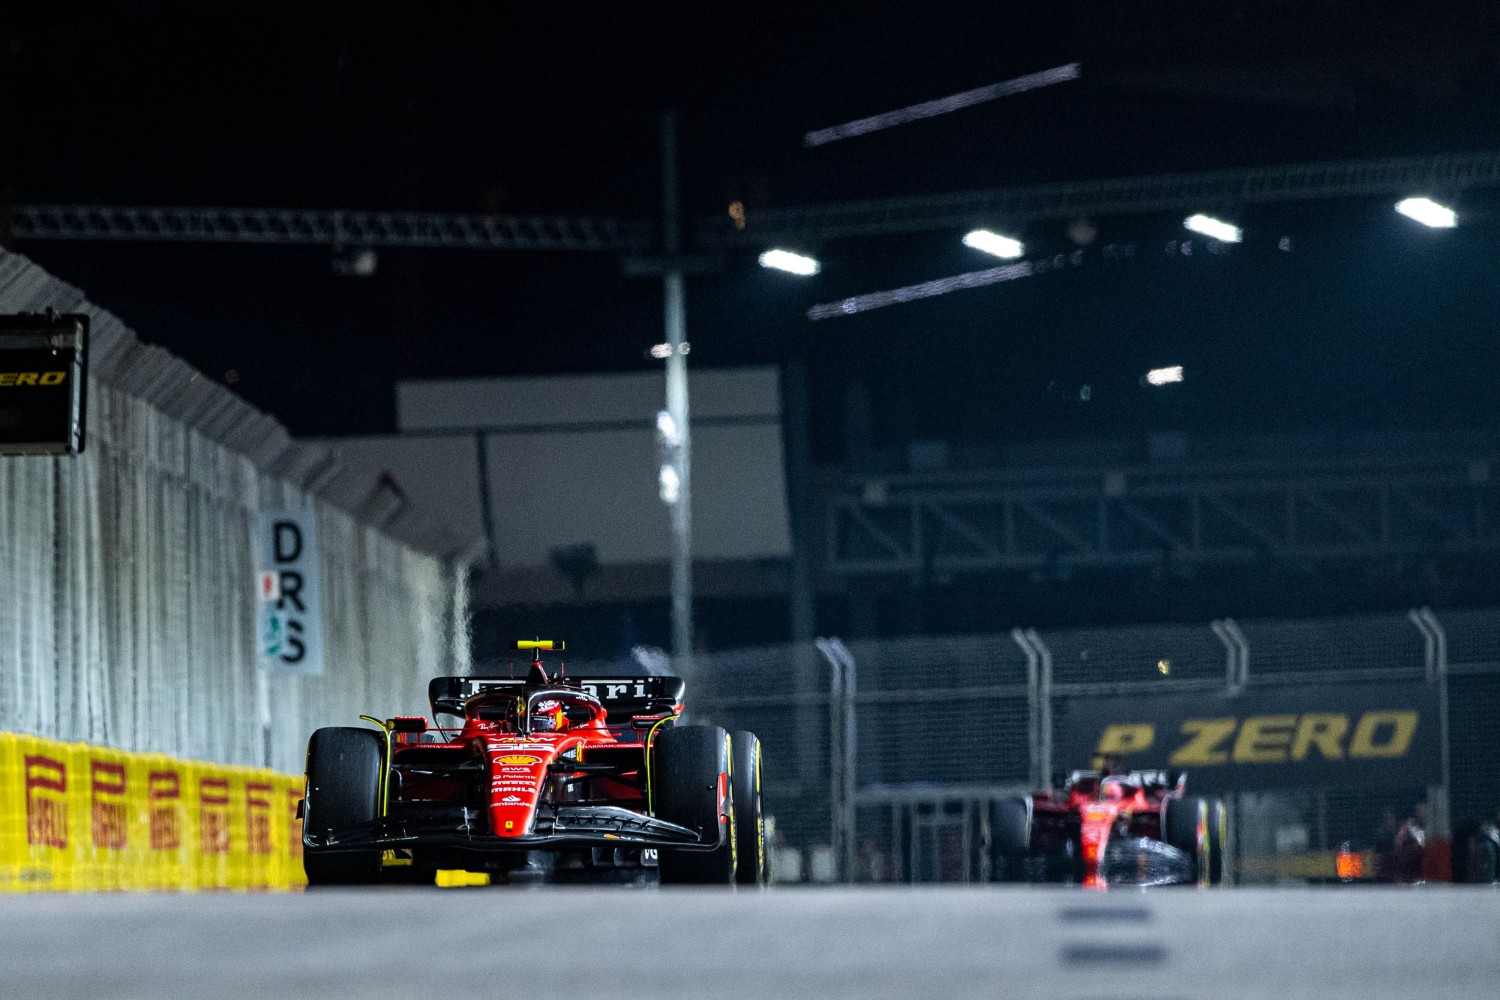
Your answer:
(531, 699), (567, 733)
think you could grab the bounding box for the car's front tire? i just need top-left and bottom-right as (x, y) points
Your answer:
(1206, 798), (1228, 886)
(1164, 795), (1210, 886)
(302, 726), (385, 886)
(652, 725), (736, 885)
(988, 795), (1031, 881)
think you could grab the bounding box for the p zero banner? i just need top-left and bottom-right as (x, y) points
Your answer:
(1056, 681), (1440, 793)
(258, 510), (324, 676)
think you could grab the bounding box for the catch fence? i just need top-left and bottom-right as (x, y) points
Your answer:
(686, 608), (1500, 884)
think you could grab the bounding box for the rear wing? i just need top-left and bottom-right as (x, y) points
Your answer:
(428, 675), (685, 725)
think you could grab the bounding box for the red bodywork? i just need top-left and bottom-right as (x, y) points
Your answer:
(1061, 779), (1166, 888)
(1021, 771), (1193, 888)
(304, 667), (728, 868)
(405, 696), (652, 841)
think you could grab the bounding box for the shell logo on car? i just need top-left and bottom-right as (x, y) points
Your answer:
(497, 755), (541, 766)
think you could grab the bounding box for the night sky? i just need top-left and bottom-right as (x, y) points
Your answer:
(5, 1), (1500, 461)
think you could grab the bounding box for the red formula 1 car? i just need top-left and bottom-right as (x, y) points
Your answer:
(300, 641), (766, 887)
(989, 769), (1227, 888)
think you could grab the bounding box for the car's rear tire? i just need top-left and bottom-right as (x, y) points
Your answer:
(1207, 799), (1228, 886)
(988, 795), (1031, 881)
(730, 731), (768, 887)
(653, 725), (736, 885)
(303, 726), (385, 886)
(1164, 794), (1210, 886)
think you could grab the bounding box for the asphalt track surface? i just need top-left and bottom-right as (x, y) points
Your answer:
(2, 885), (1497, 1000)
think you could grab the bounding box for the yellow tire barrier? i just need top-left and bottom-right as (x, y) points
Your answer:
(0, 732), (306, 892)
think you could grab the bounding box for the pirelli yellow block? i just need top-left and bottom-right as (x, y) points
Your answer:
(0, 733), (306, 892)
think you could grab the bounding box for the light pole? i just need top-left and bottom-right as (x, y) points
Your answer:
(659, 111), (694, 673)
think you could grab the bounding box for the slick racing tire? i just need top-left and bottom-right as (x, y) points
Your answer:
(988, 795), (1031, 882)
(1164, 795), (1211, 887)
(653, 725), (736, 885)
(1207, 799), (1228, 886)
(730, 731), (768, 887)
(303, 726), (385, 886)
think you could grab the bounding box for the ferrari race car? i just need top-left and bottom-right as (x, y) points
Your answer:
(300, 641), (765, 887)
(990, 769), (1227, 888)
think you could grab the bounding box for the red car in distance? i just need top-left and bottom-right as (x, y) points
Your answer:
(990, 768), (1227, 888)
(299, 641), (766, 888)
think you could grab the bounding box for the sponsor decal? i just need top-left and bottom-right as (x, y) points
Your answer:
(90, 761), (128, 850)
(581, 681), (650, 700)
(0, 371), (67, 386)
(200, 778), (231, 855)
(25, 755), (68, 849)
(494, 743), (553, 753)
(246, 783), (274, 856)
(287, 788), (304, 860)
(1093, 711), (1419, 765)
(1059, 681), (1440, 792)
(496, 755), (541, 766)
(148, 770), (182, 850)
(500, 795), (524, 804)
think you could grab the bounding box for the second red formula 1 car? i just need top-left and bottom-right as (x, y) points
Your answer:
(300, 641), (766, 887)
(989, 767), (1227, 888)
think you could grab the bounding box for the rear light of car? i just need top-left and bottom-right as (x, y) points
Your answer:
(1336, 843), (1364, 880)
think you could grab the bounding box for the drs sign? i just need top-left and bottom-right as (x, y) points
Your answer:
(258, 511), (324, 676)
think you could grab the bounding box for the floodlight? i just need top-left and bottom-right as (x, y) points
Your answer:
(807, 261), (1035, 320)
(659, 464), (681, 504)
(1144, 366), (1184, 386)
(963, 229), (1025, 259)
(758, 249), (821, 275)
(1183, 215), (1241, 243)
(1395, 197), (1456, 228)
(656, 410), (679, 445)
(804, 63), (1081, 146)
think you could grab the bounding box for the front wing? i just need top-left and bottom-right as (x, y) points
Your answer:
(305, 804), (723, 853)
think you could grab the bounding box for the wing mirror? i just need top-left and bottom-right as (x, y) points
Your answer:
(630, 714), (675, 732)
(389, 716), (428, 734)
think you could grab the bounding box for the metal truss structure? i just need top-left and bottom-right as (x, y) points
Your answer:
(704, 149), (1500, 244)
(826, 455), (1500, 578)
(7, 204), (651, 252)
(17, 151), (1500, 256)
